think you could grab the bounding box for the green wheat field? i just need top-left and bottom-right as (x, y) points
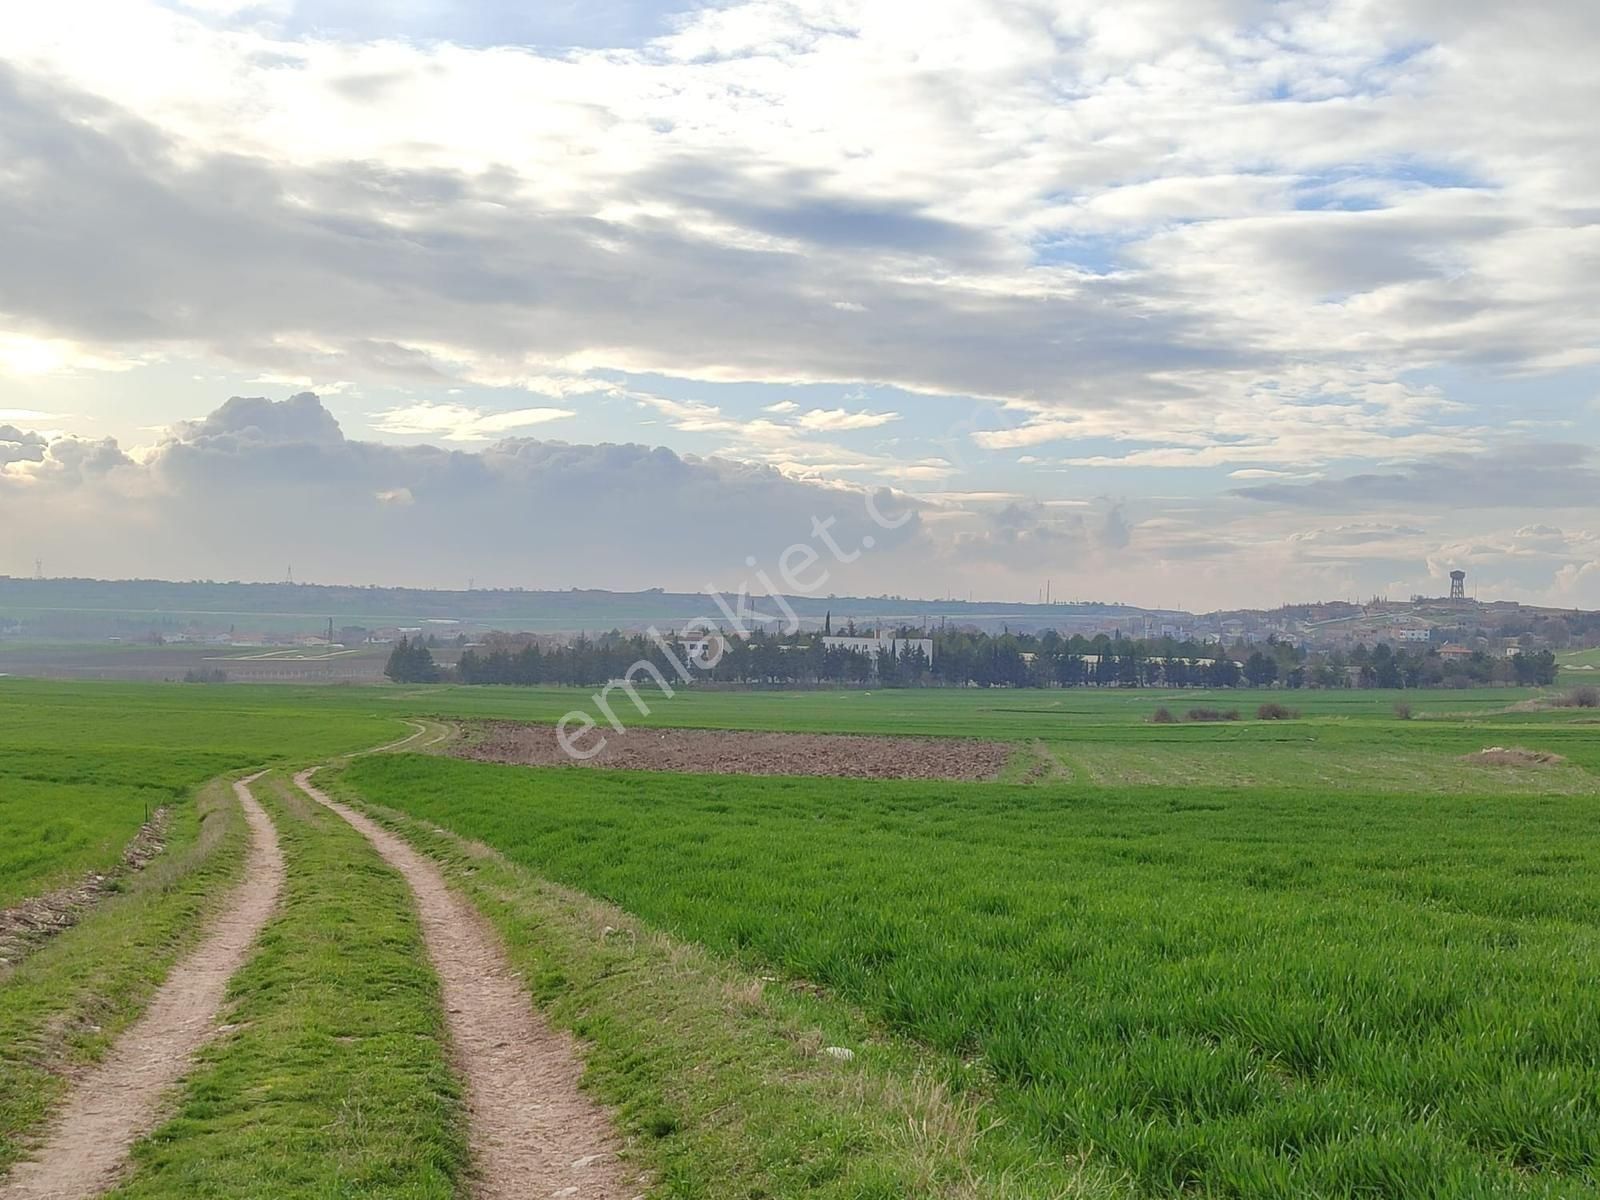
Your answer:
(3, 676), (1599, 1197)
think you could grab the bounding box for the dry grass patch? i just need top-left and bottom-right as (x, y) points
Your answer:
(1461, 746), (1567, 767)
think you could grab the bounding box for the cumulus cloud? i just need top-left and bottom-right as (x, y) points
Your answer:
(179, 393), (345, 447)
(942, 497), (1136, 572)
(2, 420), (132, 484)
(0, 394), (924, 591)
(1099, 504), (1132, 552)
(5, 393), (1599, 610)
(0, 425), (47, 462)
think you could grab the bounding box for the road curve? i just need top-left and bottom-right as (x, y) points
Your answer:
(0, 773), (285, 1200)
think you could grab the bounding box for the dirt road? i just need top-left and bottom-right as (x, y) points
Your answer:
(294, 768), (633, 1200)
(369, 719), (455, 755)
(0, 774), (285, 1200)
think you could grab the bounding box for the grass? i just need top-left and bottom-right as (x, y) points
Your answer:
(399, 682), (1565, 737)
(0, 679), (403, 787)
(406, 683), (1600, 785)
(0, 780), (164, 908)
(7, 678), (1600, 1197)
(1557, 648), (1600, 683)
(0, 680), (405, 1178)
(321, 770), (1115, 1199)
(0, 777), (250, 1173)
(1046, 737), (1600, 793)
(343, 752), (1600, 1198)
(0, 679), (402, 904)
(433, 682), (1600, 793)
(108, 775), (465, 1198)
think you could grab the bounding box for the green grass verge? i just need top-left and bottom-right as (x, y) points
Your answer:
(0, 777), (249, 1175)
(108, 775), (466, 1199)
(322, 767), (1105, 1199)
(0, 679), (403, 897)
(0, 780), (166, 908)
(343, 754), (1600, 1199)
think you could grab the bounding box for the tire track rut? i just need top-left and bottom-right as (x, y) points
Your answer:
(0, 773), (284, 1200)
(294, 768), (633, 1200)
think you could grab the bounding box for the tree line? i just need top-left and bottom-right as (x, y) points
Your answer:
(392, 629), (1561, 689)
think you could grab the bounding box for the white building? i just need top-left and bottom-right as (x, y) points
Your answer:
(822, 634), (935, 664)
(1391, 627), (1433, 643)
(679, 632), (728, 668)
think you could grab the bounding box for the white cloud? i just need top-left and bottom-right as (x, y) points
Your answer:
(883, 457), (953, 482)
(793, 407), (900, 432)
(0, 393), (924, 593)
(5, 393), (1599, 611)
(369, 402), (575, 441)
(1229, 468), (1322, 481)
(3, 0), (1595, 446)
(1, 2), (1598, 606)
(631, 392), (923, 483)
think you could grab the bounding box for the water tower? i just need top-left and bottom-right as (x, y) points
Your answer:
(1449, 570), (1466, 602)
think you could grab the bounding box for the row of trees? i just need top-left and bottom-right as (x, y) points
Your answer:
(416, 629), (1561, 689)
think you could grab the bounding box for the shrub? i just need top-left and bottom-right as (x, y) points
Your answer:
(1150, 707), (1177, 724)
(1186, 707), (1240, 722)
(1256, 702), (1300, 721)
(1394, 702), (1413, 720)
(1553, 686), (1600, 709)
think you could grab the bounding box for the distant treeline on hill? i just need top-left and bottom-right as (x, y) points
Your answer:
(395, 629), (1562, 689)
(0, 576), (1148, 628)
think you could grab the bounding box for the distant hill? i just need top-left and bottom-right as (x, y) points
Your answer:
(0, 576), (1183, 640)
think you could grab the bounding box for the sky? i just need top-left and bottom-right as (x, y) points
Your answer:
(1, 0), (1597, 612)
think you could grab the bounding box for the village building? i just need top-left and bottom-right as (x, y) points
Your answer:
(821, 634), (935, 664)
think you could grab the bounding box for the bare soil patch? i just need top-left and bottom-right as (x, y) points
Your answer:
(0, 810), (171, 975)
(1461, 746), (1567, 767)
(454, 721), (1014, 782)
(296, 769), (637, 1200)
(0, 775), (283, 1200)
